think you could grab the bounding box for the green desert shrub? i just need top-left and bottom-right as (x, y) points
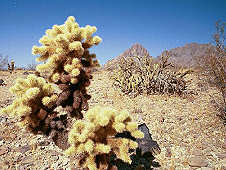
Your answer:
(111, 52), (193, 97)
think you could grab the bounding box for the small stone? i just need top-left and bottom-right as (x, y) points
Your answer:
(61, 159), (69, 166)
(159, 116), (165, 123)
(42, 161), (50, 169)
(38, 140), (50, 146)
(192, 149), (203, 156)
(222, 158), (226, 168)
(189, 156), (208, 167)
(0, 116), (7, 123)
(0, 140), (5, 146)
(14, 154), (23, 162)
(0, 79), (4, 86)
(0, 161), (9, 169)
(10, 133), (17, 140)
(51, 155), (59, 161)
(110, 165), (118, 170)
(49, 149), (63, 156)
(223, 139), (226, 149)
(0, 146), (8, 155)
(37, 109), (47, 120)
(200, 167), (214, 170)
(23, 71), (30, 75)
(21, 156), (33, 164)
(19, 165), (28, 170)
(165, 147), (172, 157)
(217, 152), (226, 159)
(51, 162), (60, 169)
(18, 145), (31, 154)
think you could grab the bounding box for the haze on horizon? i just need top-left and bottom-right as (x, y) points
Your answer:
(1, 0), (225, 67)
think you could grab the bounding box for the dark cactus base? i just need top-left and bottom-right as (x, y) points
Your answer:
(53, 122), (162, 169)
(113, 123), (161, 170)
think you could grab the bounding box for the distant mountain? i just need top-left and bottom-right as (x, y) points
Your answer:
(104, 42), (214, 71)
(118, 43), (151, 58)
(155, 43), (214, 68)
(104, 43), (151, 70)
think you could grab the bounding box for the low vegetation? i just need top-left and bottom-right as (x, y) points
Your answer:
(111, 52), (193, 97)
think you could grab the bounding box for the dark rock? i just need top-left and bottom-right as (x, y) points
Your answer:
(115, 123), (161, 156)
(0, 116), (7, 123)
(52, 129), (70, 150)
(0, 79), (5, 86)
(136, 123), (161, 156)
(37, 109), (47, 120)
(38, 140), (50, 146)
(23, 71), (30, 75)
(113, 123), (161, 169)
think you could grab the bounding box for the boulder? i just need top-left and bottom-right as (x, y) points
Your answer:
(115, 123), (161, 156)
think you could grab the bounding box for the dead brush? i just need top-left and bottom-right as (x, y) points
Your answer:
(193, 21), (226, 122)
(111, 51), (193, 97)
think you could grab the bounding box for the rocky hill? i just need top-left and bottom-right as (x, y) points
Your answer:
(103, 43), (151, 70)
(104, 42), (214, 70)
(156, 43), (214, 68)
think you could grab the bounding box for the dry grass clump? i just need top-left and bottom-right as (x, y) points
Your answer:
(111, 52), (193, 97)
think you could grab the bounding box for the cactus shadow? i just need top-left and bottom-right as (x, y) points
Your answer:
(109, 148), (161, 170)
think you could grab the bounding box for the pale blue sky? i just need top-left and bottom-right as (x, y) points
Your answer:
(1, 0), (225, 67)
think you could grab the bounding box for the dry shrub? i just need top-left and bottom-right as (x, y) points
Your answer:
(0, 54), (8, 71)
(111, 52), (193, 97)
(193, 21), (226, 121)
(26, 61), (38, 71)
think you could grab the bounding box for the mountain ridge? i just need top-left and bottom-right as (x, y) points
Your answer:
(103, 42), (214, 70)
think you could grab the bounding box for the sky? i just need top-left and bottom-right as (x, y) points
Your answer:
(0, 0), (226, 67)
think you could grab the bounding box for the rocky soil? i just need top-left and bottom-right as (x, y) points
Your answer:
(0, 70), (225, 170)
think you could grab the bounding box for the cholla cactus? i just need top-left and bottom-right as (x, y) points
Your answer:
(32, 16), (102, 116)
(32, 16), (101, 84)
(1, 16), (102, 138)
(0, 74), (59, 133)
(0, 16), (152, 169)
(65, 105), (144, 170)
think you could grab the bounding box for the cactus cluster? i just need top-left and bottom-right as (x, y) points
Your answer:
(1, 16), (101, 137)
(0, 75), (60, 133)
(0, 16), (147, 169)
(112, 52), (193, 96)
(32, 16), (101, 116)
(65, 106), (144, 170)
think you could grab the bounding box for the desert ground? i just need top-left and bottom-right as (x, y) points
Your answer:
(0, 69), (225, 170)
